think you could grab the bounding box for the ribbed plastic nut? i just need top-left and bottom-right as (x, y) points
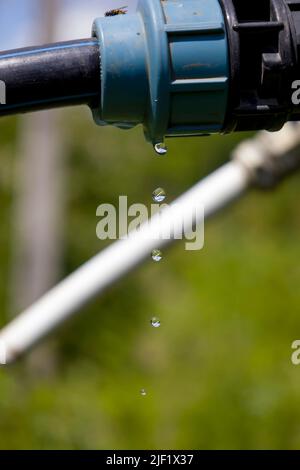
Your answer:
(92, 0), (230, 146)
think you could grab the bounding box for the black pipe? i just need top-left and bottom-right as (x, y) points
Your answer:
(0, 38), (101, 116)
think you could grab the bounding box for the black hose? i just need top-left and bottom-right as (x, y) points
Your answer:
(0, 38), (101, 116)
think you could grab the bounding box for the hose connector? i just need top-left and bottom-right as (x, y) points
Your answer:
(92, 0), (230, 147)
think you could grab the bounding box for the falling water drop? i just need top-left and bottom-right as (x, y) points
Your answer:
(151, 317), (161, 328)
(140, 388), (147, 396)
(154, 142), (168, 156)
(152, 187), (166, 203)
(151, 249), (163, 262)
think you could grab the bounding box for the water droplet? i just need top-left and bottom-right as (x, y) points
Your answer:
(152, 187), (166, 203)
(140, 388), (147, 396)
(151, 249), (162, 262)
(151, 317), (161, 328)
(154, 142), (168, 156)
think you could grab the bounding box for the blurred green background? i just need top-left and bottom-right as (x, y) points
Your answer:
(0, 105), (299, 450)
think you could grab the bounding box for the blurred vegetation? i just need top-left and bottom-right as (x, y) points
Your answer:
(0, 106), (300, 449)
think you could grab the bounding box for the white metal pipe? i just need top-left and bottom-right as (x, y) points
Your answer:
(0, 161), (249, 363)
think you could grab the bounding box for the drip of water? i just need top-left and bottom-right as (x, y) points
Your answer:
(151, 317), (161, 328)
(154, 142), (168, 156)
(151, 249), (163, 262)
(140, 388), (147, 396)
(152, 187), (166, 203)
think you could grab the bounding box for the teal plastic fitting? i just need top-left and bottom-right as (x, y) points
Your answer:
(92, 0), (229, 147)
